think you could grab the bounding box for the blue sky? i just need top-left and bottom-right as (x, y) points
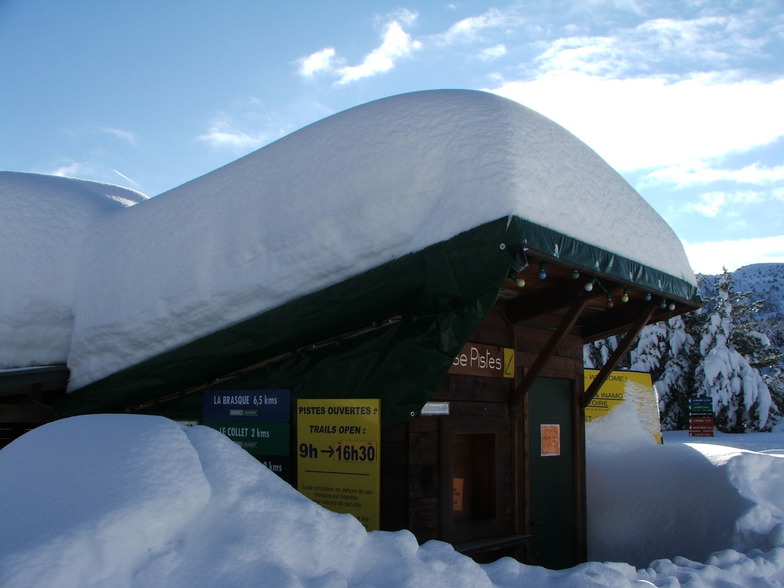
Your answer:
(1, 0), (782, 274)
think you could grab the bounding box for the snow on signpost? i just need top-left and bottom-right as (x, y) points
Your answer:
(584, 370), (663, 444)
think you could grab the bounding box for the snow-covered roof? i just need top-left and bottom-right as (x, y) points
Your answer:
(0, 172), (146, 370)
(0, 90), (697, 391)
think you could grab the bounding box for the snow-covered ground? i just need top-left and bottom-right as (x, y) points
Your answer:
(2, 406), (784, 587)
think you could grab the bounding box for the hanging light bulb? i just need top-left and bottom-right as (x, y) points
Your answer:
(644, 292), (652, 302)
(606, 295), (614, 309)
(584, 278), (596, 292)
(571, 269), (580, 280)
(509, 272), (526, 288)
(621, 288), (630, 303)
(538, 261), (547, 280)
(660, 298), (668, 309)
(668, 302), (676, 311)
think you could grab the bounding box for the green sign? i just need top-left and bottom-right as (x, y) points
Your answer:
(203, 421), (290, 456)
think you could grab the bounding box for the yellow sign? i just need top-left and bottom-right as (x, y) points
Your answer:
(584, 370), (663, 444)
(449, 342), (515, 378)
(297, 398), (380, 530)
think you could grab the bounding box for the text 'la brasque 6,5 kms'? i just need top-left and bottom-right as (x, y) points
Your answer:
(211, 393), (278, 406)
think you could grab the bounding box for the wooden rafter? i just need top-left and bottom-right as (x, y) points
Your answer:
(581, 301), (657, 407)
(509, 296), (590, 408)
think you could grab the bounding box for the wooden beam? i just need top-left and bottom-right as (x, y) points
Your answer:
(509, 296), (590, 408)
(505, 289), (605, 324)
(582, 301), (657, 407)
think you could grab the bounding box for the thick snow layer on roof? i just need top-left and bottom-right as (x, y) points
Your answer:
(0, 172), (146, 369)
(1, 90), (696, 388)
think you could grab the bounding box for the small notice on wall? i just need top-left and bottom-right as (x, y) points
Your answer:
(453, 477), (465, 511)
(297, 399), (380, 531)
(540, 424), (561, 456)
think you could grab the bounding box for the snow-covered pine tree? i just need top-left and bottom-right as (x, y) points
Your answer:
(694, 269), (773, 432)
(734, 264), (784, 428)
(583, 334), (619, 369)
(630, 315), (696, 430)
(583, 265), (784, 431)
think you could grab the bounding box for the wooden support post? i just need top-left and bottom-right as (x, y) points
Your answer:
(509, 296), (590, 408)
(582, 302), (657, 407)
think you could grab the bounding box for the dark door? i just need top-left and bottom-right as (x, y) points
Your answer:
(528, 377), (576, 569)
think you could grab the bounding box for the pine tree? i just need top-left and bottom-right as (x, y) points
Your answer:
(583, 267), (783, 432)
(583, 335), (619, 369)
(693, 270), (773, 432)
(630, 316), (695, 430)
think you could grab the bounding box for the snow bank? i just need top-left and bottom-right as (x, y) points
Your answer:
(3, 414), (784, 587)
(587, 406), (784, 569)
(0, 415), (208, 586)
(1, 90), (697, 391)
(588, 411), (752, 566)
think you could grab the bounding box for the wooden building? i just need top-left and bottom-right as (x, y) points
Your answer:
(0, 90), (701, 569)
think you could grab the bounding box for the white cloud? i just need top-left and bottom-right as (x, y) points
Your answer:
(685, 190), (765, 218)
(536, 14), (770, 78)
(295, 11), (421, 85)
(490, 73), (784, 172)
(633, 15), (762, 63)
(100, 127), (137, 146)
(479, 44), (507, 61)
(641, 161), (784, 188)
(336, 19), (421, 84)
(50, 161), (90, 178)
(691, 192), (727, 218)
(486, 8), (784, 172)
(684, 235), (784, 274)
(197, 113), (270, 151)
(437, 8), (520, 45)
(297, 47), (337, 78)
(535, 36), (630, 77)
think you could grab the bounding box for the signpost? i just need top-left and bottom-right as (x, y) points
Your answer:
(688, 396), (714, 437)
(203, 389), (291, 479)
(297, 398), (380, 531)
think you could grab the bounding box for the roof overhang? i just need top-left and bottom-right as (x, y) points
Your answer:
(501, 216), (700, 342)
(58, 217), (700, 423)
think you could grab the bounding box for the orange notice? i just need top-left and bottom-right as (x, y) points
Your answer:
(453, 477), (465, 511)
(540, 424), (561, 456)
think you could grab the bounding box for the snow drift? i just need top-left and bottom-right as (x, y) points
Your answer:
(2, 413), (784, 587)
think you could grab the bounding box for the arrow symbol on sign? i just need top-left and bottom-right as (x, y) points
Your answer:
(322, 446), (335, 458)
